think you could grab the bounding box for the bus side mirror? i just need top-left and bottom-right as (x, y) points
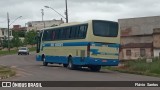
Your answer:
(36, 49), (40, 53)
(36, 36), (40, 53)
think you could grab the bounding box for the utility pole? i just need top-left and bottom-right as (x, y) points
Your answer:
(44, 0), (68, 23)
(65, 0), (68, 23)
(41, 9), (45, 28)
(6, 13), (22, 52)
(7, 12), (10, 52)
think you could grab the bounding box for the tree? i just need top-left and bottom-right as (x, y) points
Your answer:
(12, 30), (26, 37)
(2, 37), (8, 48)
(11, 32), (22, 48)
(24, 30), (37, 46)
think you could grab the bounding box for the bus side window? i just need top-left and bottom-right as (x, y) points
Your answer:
(43, 30), (50, 41)
(58, 29), (62, 40)
(83, 25), (88, 37)
(70, 26), (79, 39)
(55, 29), (60, 40)
(65, 27), (70, 39)
(70, 27), (76, 39)
(52, 31), (55, 40)
(63, 28), (67, 39)
(75, 26), (80, 39)
(79, 25), (87, 38)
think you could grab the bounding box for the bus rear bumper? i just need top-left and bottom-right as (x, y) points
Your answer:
(36, 55), (42, 61)
(36, 55), (119, 66)
(86, 58), (119, 66)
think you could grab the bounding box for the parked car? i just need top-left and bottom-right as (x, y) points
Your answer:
(18, 47), (29, 55)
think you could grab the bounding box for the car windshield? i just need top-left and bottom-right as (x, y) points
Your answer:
(20, 48), (27, 50)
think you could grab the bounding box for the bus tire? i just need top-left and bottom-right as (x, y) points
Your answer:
(63, 64), (68, 67)
(43, 59), (48, 66)
(67, 57), (75, 70)
(42, 55), (48, 66)
(89, 66), (101, 72)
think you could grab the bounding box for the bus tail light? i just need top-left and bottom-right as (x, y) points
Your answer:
(87, 43), (90, 57)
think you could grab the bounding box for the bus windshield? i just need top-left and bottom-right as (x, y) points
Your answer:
(93, 20), (118, 37)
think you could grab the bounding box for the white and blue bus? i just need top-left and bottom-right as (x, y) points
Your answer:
(36, 20), (120, 71)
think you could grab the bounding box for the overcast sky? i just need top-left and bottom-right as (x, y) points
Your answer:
(0, 0), (160, 28)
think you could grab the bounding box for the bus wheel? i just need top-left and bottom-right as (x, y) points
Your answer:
(67, 57), (75, 70)
(63, 64), (68, 67)
(42, 57), (48, 66)
(89, 66), (101, 72)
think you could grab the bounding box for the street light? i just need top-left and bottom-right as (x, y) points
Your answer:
(41, 9), (45, 28)
(7, 12), (22, 52)
(44, 0), (68, 23)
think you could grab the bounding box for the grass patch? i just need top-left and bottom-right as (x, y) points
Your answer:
(0, 50), (17, 55)
(103, 58), (160, 77)
(0, 66), (16, 79)
(29, 47), (36, 52)
(0, 47), (36, 56)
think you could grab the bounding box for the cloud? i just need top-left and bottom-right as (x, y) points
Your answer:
(0, 0), (160, 28)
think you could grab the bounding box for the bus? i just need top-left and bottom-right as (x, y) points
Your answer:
(36, 20), (120, 71)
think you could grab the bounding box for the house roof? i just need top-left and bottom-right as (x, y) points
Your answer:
(121, 43), (153, 48)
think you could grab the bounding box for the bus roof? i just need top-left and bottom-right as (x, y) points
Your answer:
(41, 20), (117, 31)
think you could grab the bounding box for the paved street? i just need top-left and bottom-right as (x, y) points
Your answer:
(0, 52), (160, 90)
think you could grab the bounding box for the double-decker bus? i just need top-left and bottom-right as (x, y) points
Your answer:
(36, 20), (120, 71)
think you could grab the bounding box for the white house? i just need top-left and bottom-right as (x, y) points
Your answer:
(0, 28), (13, 40)
(27, 19), (64, 31)
(0, 28), (13, 47)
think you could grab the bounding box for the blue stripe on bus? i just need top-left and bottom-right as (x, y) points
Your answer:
(92, 43), (120, 48)
(90, 49), (119, 55)
(42, 42), (120, 48)
(64, 42), (89, 46)
(36, 55), (119, 66)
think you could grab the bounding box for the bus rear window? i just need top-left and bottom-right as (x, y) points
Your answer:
(93, 21), (118, 37)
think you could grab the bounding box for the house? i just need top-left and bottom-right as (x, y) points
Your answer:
(153, 28), (160, 57)
(119, 16), (160, 60)
(0, 28), (13, 40)
(0, 28), (13, 47)
(27, 19), (64, 31)
(12, 25), (27, 32)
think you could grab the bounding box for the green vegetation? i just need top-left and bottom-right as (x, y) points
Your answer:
(12, 31), (23, 48)
(0, 66), (15, 79)
(1, 30), (37, 49)
(0, 47), (36, 56)
(2, 37), (8, 48)
(104, 58), (160, 77)
(0, 50), (17, 55)
(24, 30), (37, 45)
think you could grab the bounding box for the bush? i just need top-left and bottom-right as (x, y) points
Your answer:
(123, 58), (160, 74)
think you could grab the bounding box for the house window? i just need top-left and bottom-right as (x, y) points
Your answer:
(126, 50), (131, 56)
(140, 48), (146, 57)
(9, 31), (12, 36)
(2, 30), (4, 35)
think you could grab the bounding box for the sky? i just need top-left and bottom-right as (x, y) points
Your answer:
(0, 0), (160, 28)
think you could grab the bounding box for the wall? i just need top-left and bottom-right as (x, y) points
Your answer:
(154, 49), (160, 57)
(120, 48), (152, 60)
(153, 34), (160, 48)
(119, 16), (160, 36)
(153, 28), (160, 48)
(121, 36), (152, 45)
(118, 16), (160, 60)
